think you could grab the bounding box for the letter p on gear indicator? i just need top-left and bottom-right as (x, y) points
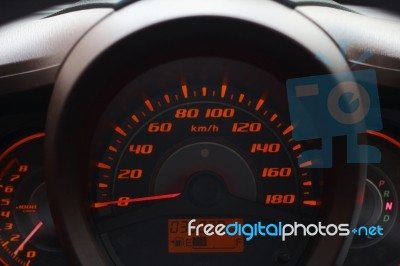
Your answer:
(286, 69), (382, 168)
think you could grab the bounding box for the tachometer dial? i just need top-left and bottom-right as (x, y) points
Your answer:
(0, 133), (67, 266)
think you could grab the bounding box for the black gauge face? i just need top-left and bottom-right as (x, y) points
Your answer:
(88, 58), (322, 265)
(345, 131), (400, 266)
(0, 133), (67, 266)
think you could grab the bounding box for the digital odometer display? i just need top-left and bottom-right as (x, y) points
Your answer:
(168, 218), (244, 253)
(88, 59), (321, 265)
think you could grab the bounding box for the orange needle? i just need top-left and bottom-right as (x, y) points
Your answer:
(92, 193), (181, 208)
(14, 221), (43, 255)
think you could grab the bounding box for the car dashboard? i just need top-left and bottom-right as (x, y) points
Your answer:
(0, 0), (399, 265)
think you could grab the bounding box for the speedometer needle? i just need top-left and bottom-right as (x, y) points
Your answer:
(92, 193), (181, 208)
(13, 221), (43, 255)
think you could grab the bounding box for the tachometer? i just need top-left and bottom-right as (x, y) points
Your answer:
(0, 133), (67, 266)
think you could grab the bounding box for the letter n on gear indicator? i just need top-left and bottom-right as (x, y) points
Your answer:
(286, 69), (382, 168)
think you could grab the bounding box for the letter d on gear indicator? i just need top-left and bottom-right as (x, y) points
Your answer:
(286, 69), (382, 168)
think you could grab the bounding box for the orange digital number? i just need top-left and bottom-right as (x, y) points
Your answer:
(129, 144), (153, 155)
(117, 169), (143, 179)
(265, 194), (295, 205)
(10, 234), (20, 242)
(10, 174), (20, 182)
(19, 165), (28, 172)
(205, 108), (235, 118)
(169, 220), (188, 234)
(3, 223), (13, 230)
(148, 122), (172, 133)
(26, 251), (36, 259)
(1, 211), (10, 218)
(117, 197), (130, 207)
(4, 186), (13, 193)
(1, 198), (10, 206)
(175, 108), (199, 118)
(232, 122), (261, 133)
(251, 143), (280, 153)
(262, 167), (292, 178)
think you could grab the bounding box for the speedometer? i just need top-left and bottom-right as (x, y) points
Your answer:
(44, 4), (365, 264)
(88, 58), (322, 265)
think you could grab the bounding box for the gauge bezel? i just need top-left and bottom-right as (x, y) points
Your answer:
(45, 0), (365, 265)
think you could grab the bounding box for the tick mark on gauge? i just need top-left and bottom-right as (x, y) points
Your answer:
(270, 113), (278, 122)
(181, 85), (188, 98)
(96, 162), (111, 170)
(144, 100), (154, 112)
(283, 125), (294, 136)
(292, 144), (301, 151)
(238, 93), (245, 103)
(131, 115), (140, 123)
(202, 87), (207, 97)
(255, 98), (265, 111)
(299, 160), (313, 168)
(303, 200), (320, 206)
(164, 94), (171, 104)
(221, 84), (227, 98)
(114, 126), (127, 137)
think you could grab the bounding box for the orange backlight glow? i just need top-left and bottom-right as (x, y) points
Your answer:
(168, 218), (244, 253)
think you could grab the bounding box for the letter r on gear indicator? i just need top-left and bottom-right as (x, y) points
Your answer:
(286, 69), (382, 168)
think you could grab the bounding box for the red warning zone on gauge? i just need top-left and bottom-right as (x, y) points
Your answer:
(168, 218), (244, 253)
